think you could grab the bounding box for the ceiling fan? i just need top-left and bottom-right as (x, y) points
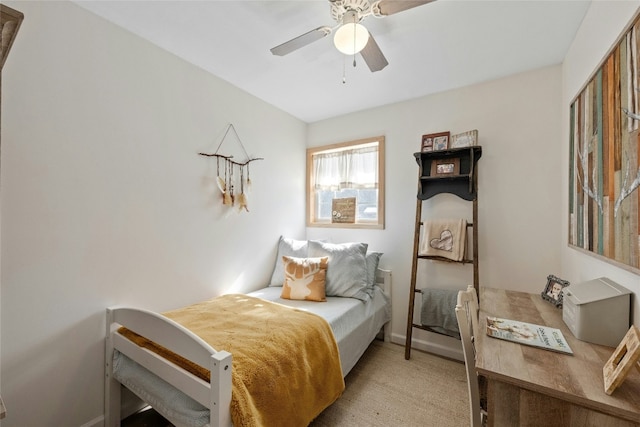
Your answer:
(270, 0), (435, 72)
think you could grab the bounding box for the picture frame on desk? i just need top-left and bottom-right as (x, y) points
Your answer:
(603, 325), (640, 395)
(541, 274), (570, 307)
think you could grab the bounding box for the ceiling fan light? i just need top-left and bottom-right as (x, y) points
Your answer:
(333, 23), (369, 55)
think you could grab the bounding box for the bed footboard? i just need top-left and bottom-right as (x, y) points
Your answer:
(105, 307), (233, 427)
(376, 268), (392, 342)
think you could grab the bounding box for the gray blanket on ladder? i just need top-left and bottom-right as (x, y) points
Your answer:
(420, 288), (460, 339)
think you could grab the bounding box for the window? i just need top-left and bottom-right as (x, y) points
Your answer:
(307, 136), (384, 229)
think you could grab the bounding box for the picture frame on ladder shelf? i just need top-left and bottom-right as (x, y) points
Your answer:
(421, 131), (449, 152)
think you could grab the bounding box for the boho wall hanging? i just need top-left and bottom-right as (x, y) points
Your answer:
(199, 124), (263, 212)
(569, 11), (640, 273)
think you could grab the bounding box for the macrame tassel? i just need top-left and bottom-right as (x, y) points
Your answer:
(237, 165), (249, 212)
(223, 160), (233, 206)
(246, 163), (252, 192)
(216, 157), (226, 195)
(237, 193), (249, 212)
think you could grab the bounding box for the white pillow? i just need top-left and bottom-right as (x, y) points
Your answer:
(308, 240), (369, 301)
(269, 236), (308, 286)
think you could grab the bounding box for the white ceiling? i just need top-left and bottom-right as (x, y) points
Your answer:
(74, 0), (591, 123)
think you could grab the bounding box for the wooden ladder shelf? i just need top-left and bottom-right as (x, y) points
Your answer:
(405, 146), (482, 360)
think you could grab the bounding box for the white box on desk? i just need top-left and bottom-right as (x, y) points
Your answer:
(562, 277), (631, 348)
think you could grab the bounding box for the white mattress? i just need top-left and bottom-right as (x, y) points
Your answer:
(248, 284), (391, 375)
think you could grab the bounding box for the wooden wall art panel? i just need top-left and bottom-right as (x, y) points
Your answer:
(569, 11), (640, 273)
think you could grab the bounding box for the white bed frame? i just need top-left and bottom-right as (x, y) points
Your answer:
(376, 268), (393, 342)
(105, 268), (392, 427)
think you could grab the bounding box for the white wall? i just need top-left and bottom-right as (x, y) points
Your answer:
(0, 2), (306, 426)
(561, 1), (640, 324)
(307, 64), (564, 358)
(3, 1), (639, 425)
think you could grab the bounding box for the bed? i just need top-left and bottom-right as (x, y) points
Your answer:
(104, 239), (391, 427)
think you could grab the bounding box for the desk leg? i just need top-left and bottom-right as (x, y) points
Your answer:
(487, 380), (519, 426)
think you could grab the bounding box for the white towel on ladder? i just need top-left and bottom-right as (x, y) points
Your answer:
(419, 219), (467, 261)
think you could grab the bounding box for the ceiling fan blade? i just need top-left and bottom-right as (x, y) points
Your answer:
(360, 34), (388, 72)
(374, 0), (435, 16)
(270, 26), (332, 56)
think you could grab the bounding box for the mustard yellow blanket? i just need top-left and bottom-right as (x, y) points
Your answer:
(120, 294), (345, 427)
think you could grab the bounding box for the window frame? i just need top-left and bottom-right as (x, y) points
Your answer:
(306, 136), (385, 229)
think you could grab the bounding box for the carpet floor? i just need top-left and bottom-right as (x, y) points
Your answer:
(122, 341), (470, 426)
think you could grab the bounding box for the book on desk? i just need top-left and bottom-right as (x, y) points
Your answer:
(486, 316), (573, 354)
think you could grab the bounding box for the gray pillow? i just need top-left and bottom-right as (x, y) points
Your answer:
(365, 252), (383, 295)
(308, 240), (369, 301)
(269, 236), (308, 286)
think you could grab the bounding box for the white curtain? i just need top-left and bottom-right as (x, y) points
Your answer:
(313, 145), (378, 190)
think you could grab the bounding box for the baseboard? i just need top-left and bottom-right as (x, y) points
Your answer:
(82, 381), (148, 427)
(79, 415), (104, 427)
(391, 332), (464, 362)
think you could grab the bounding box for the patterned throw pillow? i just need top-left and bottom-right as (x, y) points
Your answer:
(281, 256), (329, 302)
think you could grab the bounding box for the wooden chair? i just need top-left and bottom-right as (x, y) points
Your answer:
(455, 285), (486, 427)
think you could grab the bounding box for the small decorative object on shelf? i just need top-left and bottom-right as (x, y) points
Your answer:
(450, 129), (478, 148)
(421, 131), (449, 152)
(199, 123), (263, 213)
(541, 275), (570, 307)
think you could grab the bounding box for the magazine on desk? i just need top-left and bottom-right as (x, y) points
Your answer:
(486, 316), (573, 354)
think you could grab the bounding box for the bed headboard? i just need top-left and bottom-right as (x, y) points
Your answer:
(375, 268), (392, 343)
(375, 268), (392, 296)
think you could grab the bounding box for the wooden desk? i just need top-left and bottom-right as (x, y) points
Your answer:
(476, 288), (640, 427)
